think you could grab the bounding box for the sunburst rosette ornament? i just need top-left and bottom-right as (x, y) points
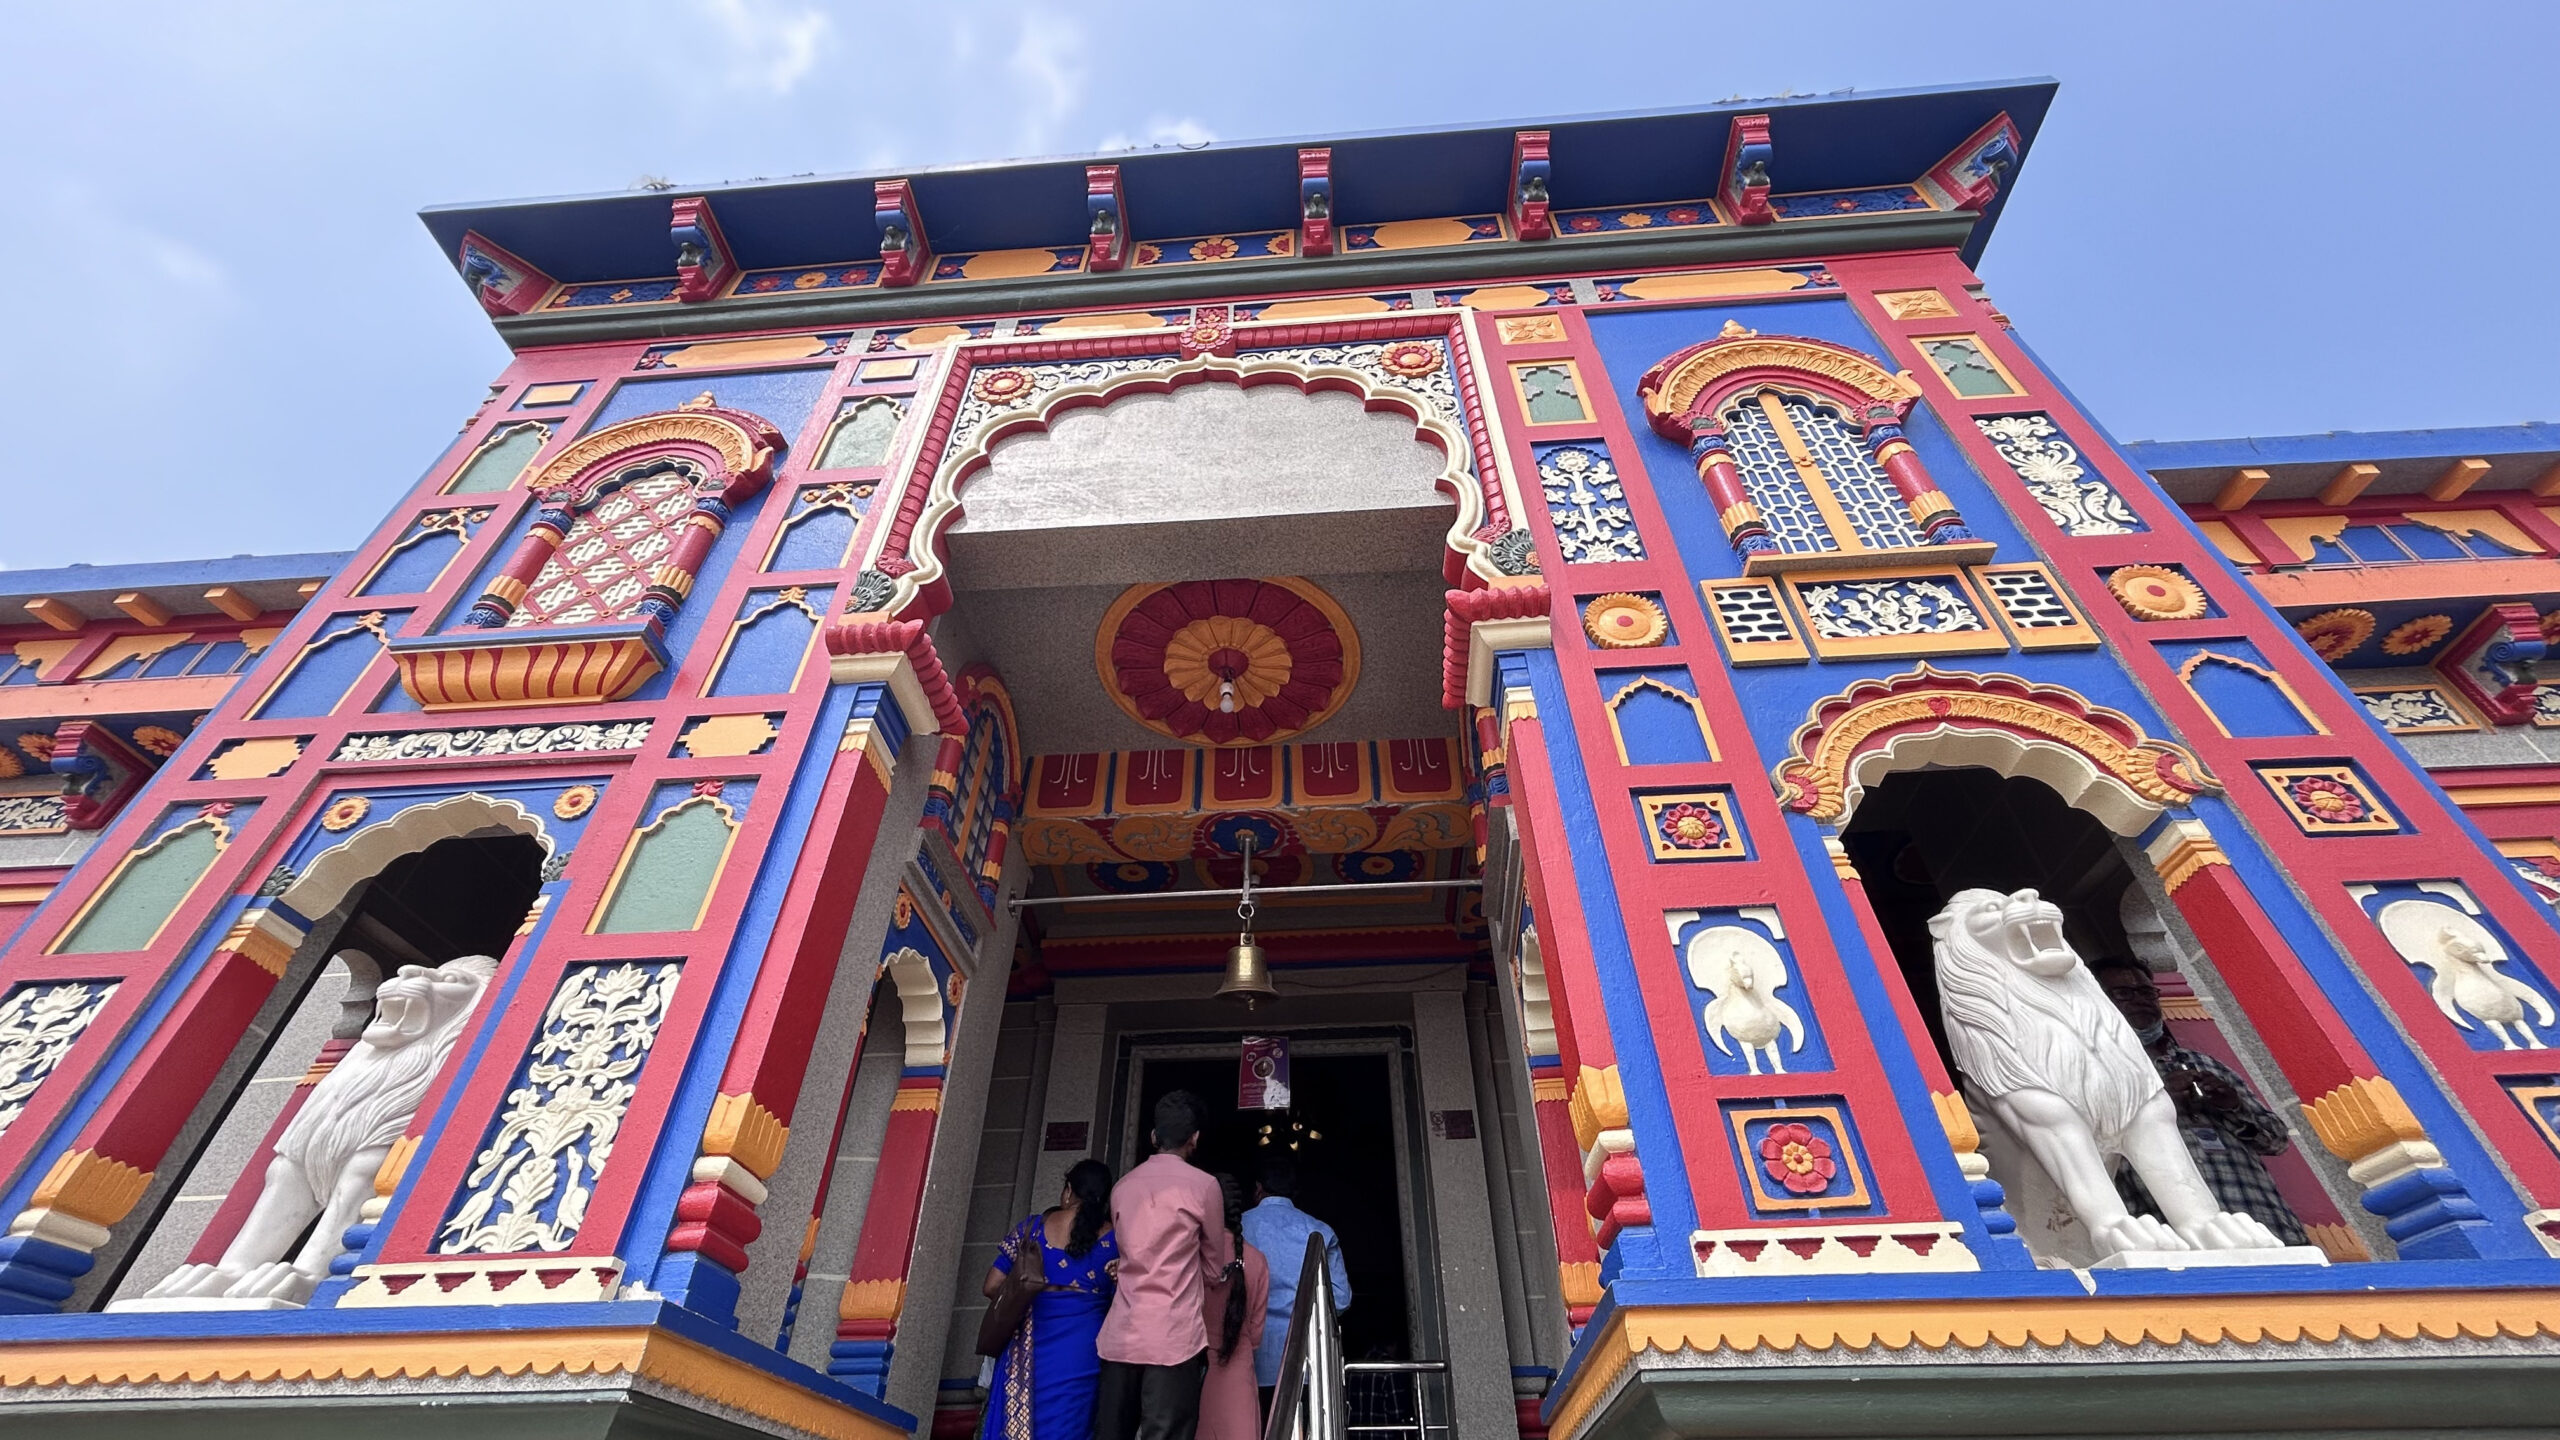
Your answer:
(1375, 340), (1443, 379)
(1098, 577), (1360, 746)
(2106, 564), (2208, 622)
(2384, 614), (2454, 656)
(553, 784), (600, 821)
(2295, 608), (2376, 661)
(970, 367), (1037, 405)
(1583, 593), (1669, 649)
(320, 795), (373, 832)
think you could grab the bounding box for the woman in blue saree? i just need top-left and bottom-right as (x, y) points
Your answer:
(980, 1159), (1118, 1440)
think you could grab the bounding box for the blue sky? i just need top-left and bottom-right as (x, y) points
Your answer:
(5, 1), (2551, 568)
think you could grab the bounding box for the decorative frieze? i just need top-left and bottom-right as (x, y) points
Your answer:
(333, 721), (654, 763)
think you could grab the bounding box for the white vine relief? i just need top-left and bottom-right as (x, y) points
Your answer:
(438, 961), (680, 1254)
(1974, 415), (2143, 536)
(335, 721), (652, 763)
(1800, 579), (1985, 639)
(0, 982), (117, 1138)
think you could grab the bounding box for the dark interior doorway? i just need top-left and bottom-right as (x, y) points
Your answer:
(334, 832), (547, 967)
(1128, 1049), (1414, 1363)
(1839, 767), (2137, 1076)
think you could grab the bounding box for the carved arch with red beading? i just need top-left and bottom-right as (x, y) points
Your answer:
(1773, 665), (2220, 836)
(844, 311), (1536, 629)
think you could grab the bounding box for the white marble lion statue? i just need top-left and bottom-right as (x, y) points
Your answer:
(139, 955), (497, 1307)
(1930, 888), (2281, 1259)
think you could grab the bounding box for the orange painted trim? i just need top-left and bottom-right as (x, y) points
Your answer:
(2246, 558), (2560, 610)
(0, 675), (235, 722)
(1549, 1291), (2560, 1440)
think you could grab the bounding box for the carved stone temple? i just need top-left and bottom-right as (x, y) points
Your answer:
(3, 78), (2559, 1439)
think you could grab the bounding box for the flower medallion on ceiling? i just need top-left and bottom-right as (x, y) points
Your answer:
(1097, 577), (1361, 746)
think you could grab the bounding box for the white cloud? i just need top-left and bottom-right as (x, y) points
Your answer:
(696, 0), (831, 96)
(1098, 115), (1217, 153)
(1005, 10), (1087, 152)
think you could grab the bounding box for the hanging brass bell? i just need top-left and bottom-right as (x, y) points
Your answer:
(1216, 933), (1277, 1008)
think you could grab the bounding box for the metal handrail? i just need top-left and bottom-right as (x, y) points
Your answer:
(1342, 1360), (1448, 1440)
(1261, 1233), (1344, 1440)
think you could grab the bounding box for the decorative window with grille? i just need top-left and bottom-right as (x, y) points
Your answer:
(1638, 323), (1996, 576)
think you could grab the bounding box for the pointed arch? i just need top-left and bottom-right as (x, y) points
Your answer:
(1774, 665), (2217, 836)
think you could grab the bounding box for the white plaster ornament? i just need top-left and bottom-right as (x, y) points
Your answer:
(1929, 888), (2316, 1268)
(124, 956), (497, 1310)
(2379, 898), (2555, 1050)
(1683, 925), (1804, 1076)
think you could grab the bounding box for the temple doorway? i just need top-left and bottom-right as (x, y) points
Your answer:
(1839, 766), (2138, 1073)
(1116, 1035), (1425, 1368)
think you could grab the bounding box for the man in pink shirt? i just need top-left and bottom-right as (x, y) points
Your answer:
(1095, 1090), (1235, 1440)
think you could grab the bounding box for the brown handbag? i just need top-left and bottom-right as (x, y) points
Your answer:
(974, 1220), (1050, 1357)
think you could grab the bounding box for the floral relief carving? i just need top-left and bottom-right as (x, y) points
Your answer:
(0, 795), (70, 837)
(1538, 446), (1645, 564)
(0, 982), (118, 1139)
(1798, 578), (1985, 639)
(438, 960), (680, 1255)
(333, 722), (653, 763)
(1974, 415), (2142, 536)
(2357, 688), (2470, 733)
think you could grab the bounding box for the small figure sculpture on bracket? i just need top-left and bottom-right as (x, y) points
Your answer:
(124, 956), (498, 1309)
(1930, 889), (2320, 1268)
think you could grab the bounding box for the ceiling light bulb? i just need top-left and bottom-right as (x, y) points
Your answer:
(1219, 679), (1236, 713)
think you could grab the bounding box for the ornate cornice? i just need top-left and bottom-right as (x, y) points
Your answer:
(1550, 1293), (2560, 1440)
(0, 1326), (907, 1440)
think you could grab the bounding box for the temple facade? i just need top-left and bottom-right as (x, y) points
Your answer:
(3, 78), (2558, 1439)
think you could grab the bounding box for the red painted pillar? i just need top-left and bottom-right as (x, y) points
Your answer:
(830, 1077), (944, 1395)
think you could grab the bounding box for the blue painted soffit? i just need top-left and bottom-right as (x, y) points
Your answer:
(1, 552), (350, 619)
(419, 78), (2056, 286)
(2127, 424), (2560, 505)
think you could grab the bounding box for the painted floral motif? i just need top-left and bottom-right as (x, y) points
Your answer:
(2383, 614), (2455, 656)
(553, 784), (600, 821)
(1758, 1121), (1837, 1195)
(1798, 579), (1984, 639)
(16, 733), (55, 764)
(1188, 237), (1239, 262)
(2288, 775), (2370, 825)
(131, 725), (186, 757)
(439, 960), (682, 1255)
(320, 795), (373, 832)
(1538, 446), (1645, 565)
(0, 981), (118, 1140)
(2297, 608), (2376, 661)
(0, 795), (69, 836)
(2357, 688), (2470, 732)
(1656, 802), (1725, 851)
(1974, 415), (2142, 536)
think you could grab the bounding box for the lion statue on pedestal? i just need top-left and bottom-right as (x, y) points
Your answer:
(1930, 888), (2282, 1261)
(134, 955), (497, 1308)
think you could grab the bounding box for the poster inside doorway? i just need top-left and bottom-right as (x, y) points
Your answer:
(1239, 1034), (1291, 1109)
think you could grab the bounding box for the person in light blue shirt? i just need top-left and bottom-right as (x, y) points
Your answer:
(1241, 1157), (1352, 1395)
